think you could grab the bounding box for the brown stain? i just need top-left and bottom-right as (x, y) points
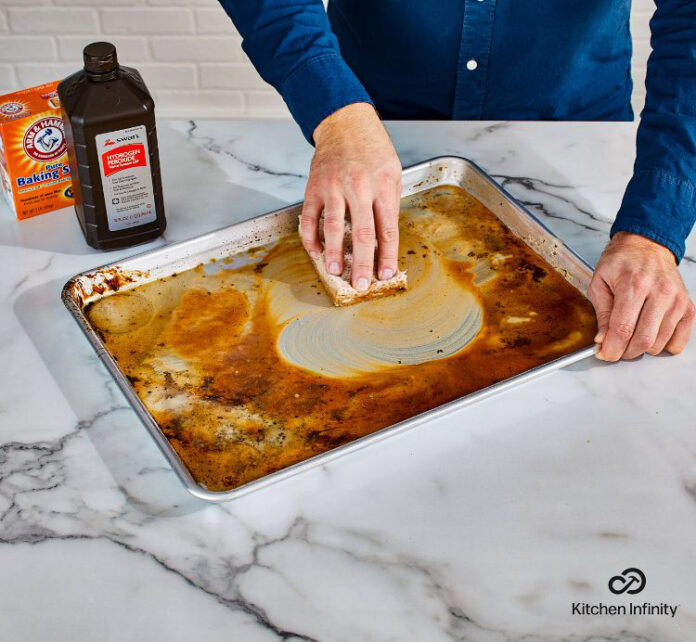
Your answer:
(162, 288), (249, 358)
(86, 186), (597, 491)
(67, 267), (147, 308)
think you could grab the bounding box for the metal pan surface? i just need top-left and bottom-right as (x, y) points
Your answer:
(63, 156), (596, 501)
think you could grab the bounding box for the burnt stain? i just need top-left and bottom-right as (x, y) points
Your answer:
(67, 267), (147, 309)
(518, 259), (548, 283)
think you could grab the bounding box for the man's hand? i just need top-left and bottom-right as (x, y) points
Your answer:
(299, 103), (402, 291)
(588, 232), (695, 361)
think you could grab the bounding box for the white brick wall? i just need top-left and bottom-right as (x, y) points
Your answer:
(0, 0), (654, 120)
(631, 0), (653, 114)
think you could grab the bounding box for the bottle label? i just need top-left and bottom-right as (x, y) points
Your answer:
(96, 125), (156, 232)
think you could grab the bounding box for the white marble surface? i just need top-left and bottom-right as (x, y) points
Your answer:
(1, 120), (695, 642)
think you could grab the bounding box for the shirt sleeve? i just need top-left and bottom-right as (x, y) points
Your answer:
(216, 0), (373, 143)
(612, 0), (696, 262)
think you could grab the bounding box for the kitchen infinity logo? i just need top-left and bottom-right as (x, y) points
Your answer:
(608, 567), (646, 595)
(571, 568), (680, 618)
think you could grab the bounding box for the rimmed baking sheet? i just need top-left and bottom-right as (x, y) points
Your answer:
(63, 156), (596, 501)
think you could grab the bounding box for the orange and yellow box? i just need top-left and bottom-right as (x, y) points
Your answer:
(0, 81), (73, 220)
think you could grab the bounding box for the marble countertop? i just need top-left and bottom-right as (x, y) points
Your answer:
(1, 120), (695, 641)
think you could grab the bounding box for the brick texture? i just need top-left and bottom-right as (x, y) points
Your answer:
(194, 7), (237, 35)
(8, 8), (99, 34)
(0, 0), (654, 119)
(57, 35), (150, 61)
(102, 8), (194, 35)
(151, 36), (243, 62)
(199, 63), (269, 89)
(0, 36), (55, 62)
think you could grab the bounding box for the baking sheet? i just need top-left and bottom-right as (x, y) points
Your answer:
(63, 156), (597, 501)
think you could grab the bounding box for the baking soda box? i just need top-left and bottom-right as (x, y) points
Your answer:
(0, 81), (73, 219)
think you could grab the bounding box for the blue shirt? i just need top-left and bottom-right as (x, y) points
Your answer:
(219, 0), (696, 262)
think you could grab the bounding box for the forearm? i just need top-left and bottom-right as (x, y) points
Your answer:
(216, 0), (372, 142)
(613, 0), (696, 262)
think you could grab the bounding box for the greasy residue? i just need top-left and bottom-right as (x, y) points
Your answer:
(86, 186), (597, 491)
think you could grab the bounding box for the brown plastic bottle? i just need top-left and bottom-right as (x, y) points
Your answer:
(58, 42), (166, 250)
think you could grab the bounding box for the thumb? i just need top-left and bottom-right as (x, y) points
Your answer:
(588, 274), (614, 345)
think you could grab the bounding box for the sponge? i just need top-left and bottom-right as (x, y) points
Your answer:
(307, 223), (408, 306)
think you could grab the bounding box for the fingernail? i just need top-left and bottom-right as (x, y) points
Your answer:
(329, 262), (341, 275)
(594, 331), (604, 343)
(595, 350), (607, 361)
(355, 277), (369, 292)
(379, 268), (394, 280)
(309, 250), (320, 259)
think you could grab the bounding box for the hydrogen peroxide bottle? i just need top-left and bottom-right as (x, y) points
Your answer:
(58, 42), (166, 250)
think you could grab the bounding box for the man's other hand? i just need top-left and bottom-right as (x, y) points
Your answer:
(589, 232), (695, 361)
(300, 103), (402, 291)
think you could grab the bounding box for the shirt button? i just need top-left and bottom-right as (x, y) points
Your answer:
(466, 59), (478, 71)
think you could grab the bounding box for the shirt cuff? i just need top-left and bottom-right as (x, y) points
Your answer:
(280, 53), (373, 144)
(612, 169), (696, 263)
